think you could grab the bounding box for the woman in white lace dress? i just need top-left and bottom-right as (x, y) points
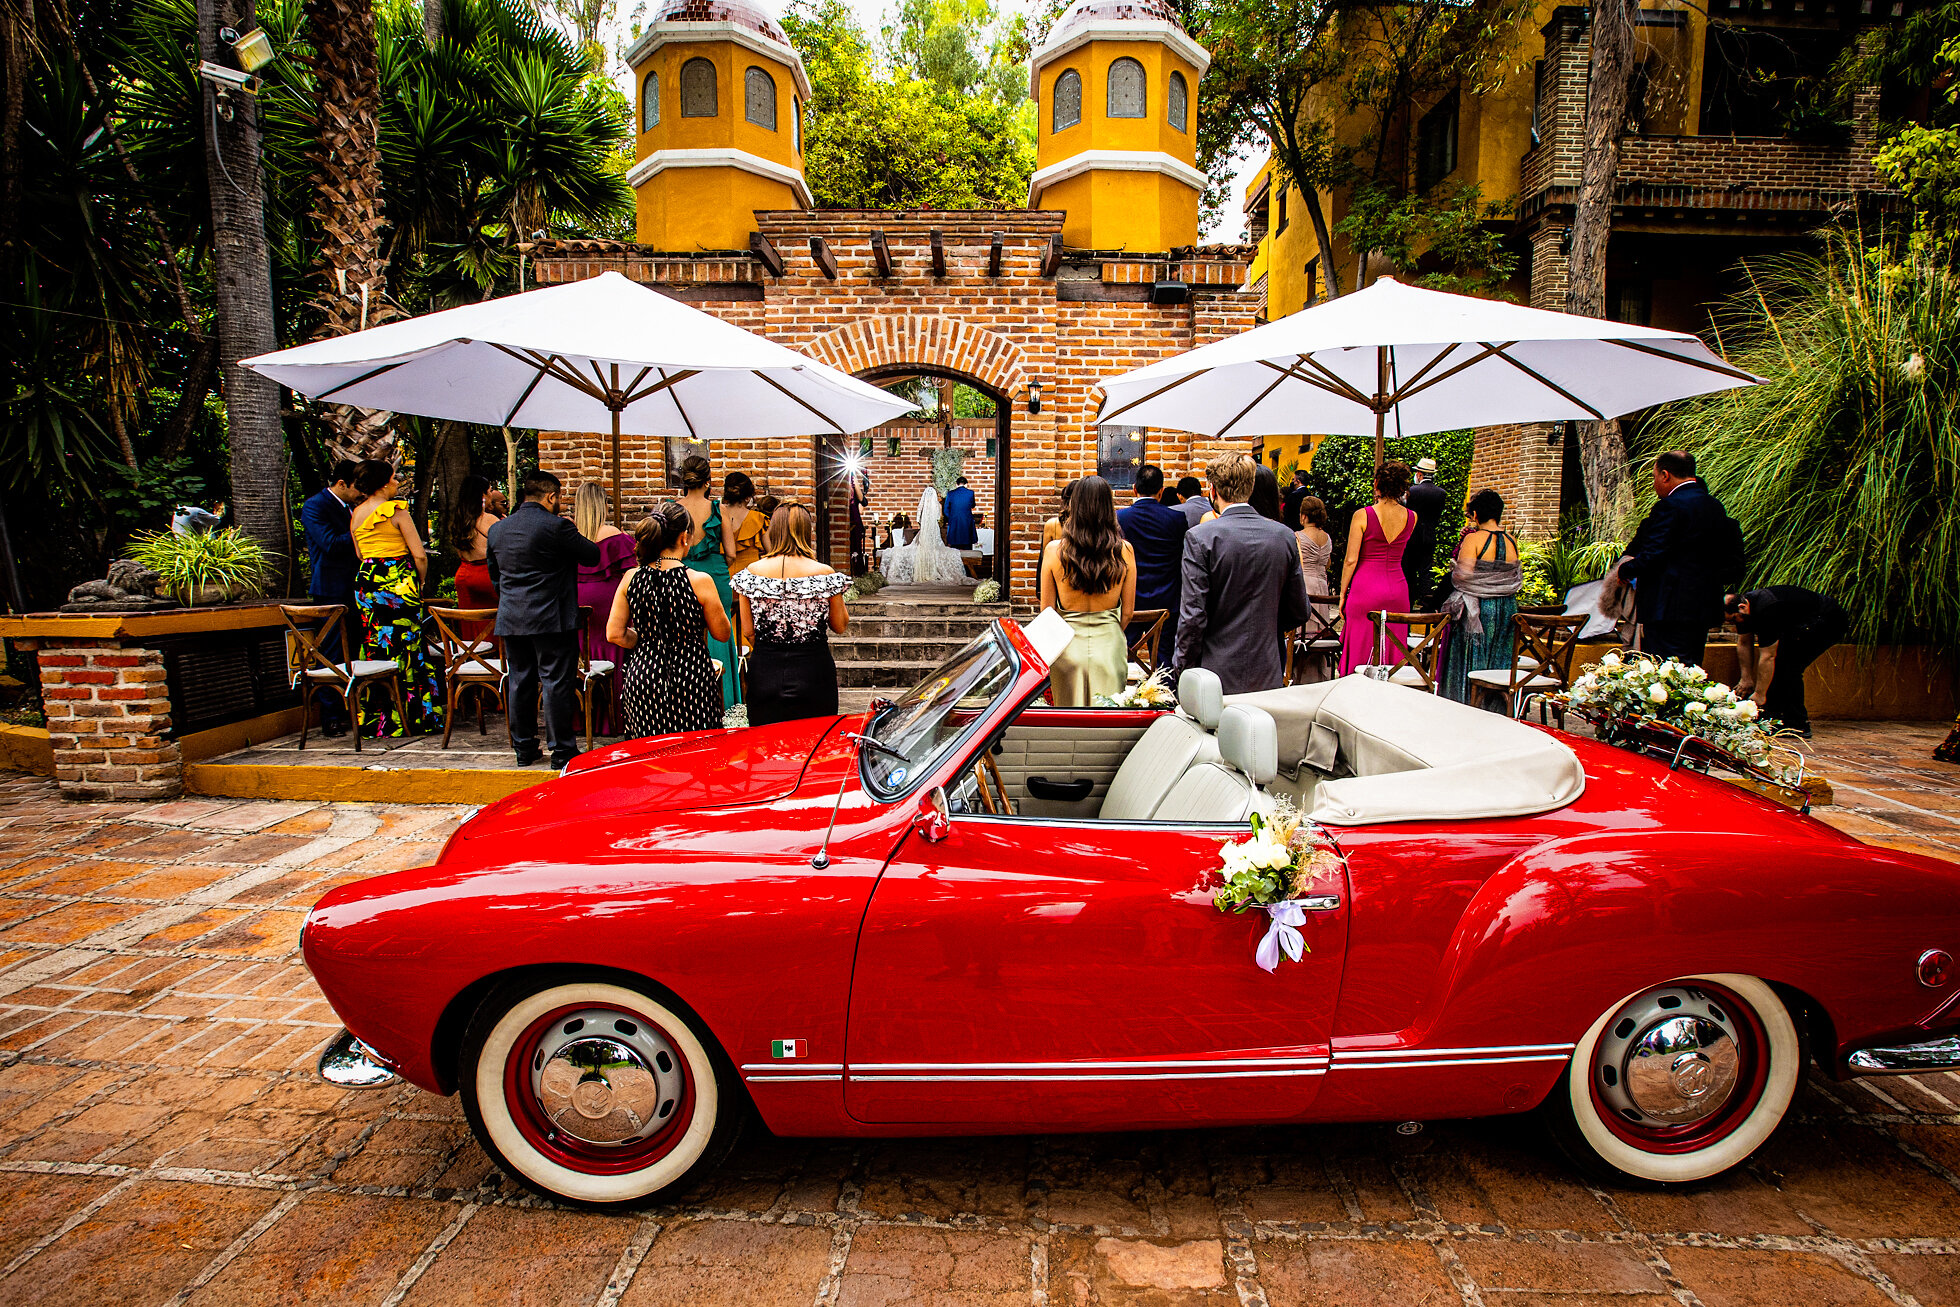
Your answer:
(881, 487), (972, 585)
(732, 504), (853, 726)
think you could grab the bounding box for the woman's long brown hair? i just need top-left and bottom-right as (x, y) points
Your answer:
(1059, 476), (1124, 595)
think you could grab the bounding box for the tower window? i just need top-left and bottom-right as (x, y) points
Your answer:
(1416, 91), (1459, 191)
(681, 58), (717, 117)
(1053, 68), (1081, 132)
(793, 96), (801, 152)
(1108, 57), (1146, 118)
(1168, 70), (1188, 131)
(745, 66), (777, 129)
(642, 71), (659, 132)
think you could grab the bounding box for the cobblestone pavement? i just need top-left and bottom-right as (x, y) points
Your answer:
(1, 721), (1958, 1306)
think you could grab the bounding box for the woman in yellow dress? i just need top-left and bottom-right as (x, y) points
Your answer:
(725, 472), (767, 574)
(349, 460), (444, 737)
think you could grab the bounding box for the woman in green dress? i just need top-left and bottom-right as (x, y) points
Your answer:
(1040, 476), (1136, 706)
(1441, 489), (1524, 705)
(677, 454), (743, 710)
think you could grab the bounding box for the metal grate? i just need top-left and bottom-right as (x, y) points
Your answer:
(156, 628), (303, 738)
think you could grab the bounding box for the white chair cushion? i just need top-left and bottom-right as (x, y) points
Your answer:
(1126, 661), (1147, 683)
(1217, 704), (1279, 787)
(307, 660), (398, 680)
(455, 658), (505, 677)
(584, 660), (615, 677)
(1177, 668), (1224, 729)
(1386, 666), (1432, 688)
(1098, 715), (1218, 821)
(1464, 670), (1559, 691)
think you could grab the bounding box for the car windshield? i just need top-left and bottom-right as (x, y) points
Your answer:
(862, 627), (1019, 798)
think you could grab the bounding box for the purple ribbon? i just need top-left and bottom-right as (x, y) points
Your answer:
(1255, 901), (1307, 972)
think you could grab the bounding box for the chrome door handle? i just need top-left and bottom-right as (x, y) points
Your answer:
(1299, 894), (1341, 911)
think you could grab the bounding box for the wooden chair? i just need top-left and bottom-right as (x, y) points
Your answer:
(1366, 610), (1452, 694)
(574, 605), (618, 750)
(427, 607), (505, 749)
(279, 604), (402, 752)
(1126, 609), (1168, 679)
(1467, 612), (1585, 718)
(1285, 603), (1342, 685)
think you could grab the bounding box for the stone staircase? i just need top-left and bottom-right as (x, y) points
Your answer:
(832, 585), (1012, 711)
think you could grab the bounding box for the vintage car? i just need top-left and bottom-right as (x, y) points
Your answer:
(302, 617), (1960, 1209)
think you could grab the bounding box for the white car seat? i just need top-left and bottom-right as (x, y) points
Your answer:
(1153, 704), (1279, 825)
(1096, 668), (1223, 821)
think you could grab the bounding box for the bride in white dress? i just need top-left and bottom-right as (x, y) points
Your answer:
(881, 487), (972, 585)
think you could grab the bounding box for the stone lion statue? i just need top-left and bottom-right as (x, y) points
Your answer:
(60, 560), (176, 612)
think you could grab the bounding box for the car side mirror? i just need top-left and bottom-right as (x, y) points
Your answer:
(917, 786), (952, 843)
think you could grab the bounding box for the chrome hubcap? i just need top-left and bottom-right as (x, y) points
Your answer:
(529, 1008), (685, 1147)
(1596, 986), (1743, 1129)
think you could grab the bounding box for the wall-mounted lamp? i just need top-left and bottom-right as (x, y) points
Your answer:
(226, 26), (277, 72)
(1548, 418), (1576, 448)
(1027, 380), (1042, 415)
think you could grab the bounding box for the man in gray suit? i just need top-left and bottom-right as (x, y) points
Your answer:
(1174, 454), (1310, 694)
(488, 470), (600, 767)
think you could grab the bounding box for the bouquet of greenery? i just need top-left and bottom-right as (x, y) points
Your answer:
(1212, 799), (1343, 971)
(1093, 666), (1175, 709)
(1563, 651), (1793, 779)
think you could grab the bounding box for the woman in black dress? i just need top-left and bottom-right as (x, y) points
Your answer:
(732, 504), (852, 727)
(605, 501), (731, 736)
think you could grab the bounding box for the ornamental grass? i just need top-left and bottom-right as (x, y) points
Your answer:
(1644, 230), (1960, 649)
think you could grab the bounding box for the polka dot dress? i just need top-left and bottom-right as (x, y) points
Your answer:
(622, 565), (725, 736)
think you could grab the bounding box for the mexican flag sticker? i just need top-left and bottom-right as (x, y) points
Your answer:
(771, 1039), (807, 1058)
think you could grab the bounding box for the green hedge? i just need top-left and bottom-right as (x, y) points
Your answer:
(1302, 429), (1475, 556)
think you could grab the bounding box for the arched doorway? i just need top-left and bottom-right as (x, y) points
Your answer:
(820, 364), (1011, 591)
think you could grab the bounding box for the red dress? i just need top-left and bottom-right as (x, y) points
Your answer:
(577, 532), (637, 736)
(1338, 505), (1412, 674)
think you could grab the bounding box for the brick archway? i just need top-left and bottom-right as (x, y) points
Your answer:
(802, 316), (1028, 404)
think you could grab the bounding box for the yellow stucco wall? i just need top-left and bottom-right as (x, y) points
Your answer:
(1034, 36), (1203, 250)
(631, 38), (804, 250)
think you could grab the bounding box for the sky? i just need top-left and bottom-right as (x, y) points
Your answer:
(605, 0), (1263, 241)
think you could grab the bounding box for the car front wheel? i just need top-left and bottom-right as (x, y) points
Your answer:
(460, 974), (743, 1209)
(1546, 973), (1801, 1186)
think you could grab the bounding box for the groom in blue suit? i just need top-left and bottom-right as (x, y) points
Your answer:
(944, 476), (977, 550)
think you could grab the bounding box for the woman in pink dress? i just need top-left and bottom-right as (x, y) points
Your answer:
(573, 482), (637, 736)
(1338, 460), (1415, 674)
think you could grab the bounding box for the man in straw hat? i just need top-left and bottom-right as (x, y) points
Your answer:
(1402, 456), (1449, 608)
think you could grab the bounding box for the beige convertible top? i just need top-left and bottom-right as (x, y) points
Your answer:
(1225, 676), (1586, 826)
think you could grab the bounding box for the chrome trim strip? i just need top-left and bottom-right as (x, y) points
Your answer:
(1332, 1043), (1575, 1060)
(744, 1074), (844, 1083)
(1335, 1054), (1573, 1070)
(852, 1058), (1328, 1071)
(1847, 1035), (1960, 1075)
(739, 1063), (845, 1072)
(850, 1069), (1327, 1082)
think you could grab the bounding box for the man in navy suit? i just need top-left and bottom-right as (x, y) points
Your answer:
(1117, 463), (1188, 660)
(300, 461), (361, 735)
(944, 476), (977, 549)
(489, 469), (600, 768)
(1619, 450), (1733, 666)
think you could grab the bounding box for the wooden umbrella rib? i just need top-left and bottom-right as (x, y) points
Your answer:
(1392, 341), (1516, 404)
(622, 368), (701, 404)
(499, 364), (553, 427)
(1486, 344), (1606, 420)
(1606, 337), (1760, 384)
(313, 357), (414, 401)
(1386, 341), (1464, 396)
(1097, 367), (1210, 424)
(1256, 356), (1367, 405)
(752, 369), (845, 434)
(491, 344), (607, 400)
(1214, 366), (1298, 438)
(660, 368), (700, 439)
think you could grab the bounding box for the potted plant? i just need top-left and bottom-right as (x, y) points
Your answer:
(126, 529), (272, 607)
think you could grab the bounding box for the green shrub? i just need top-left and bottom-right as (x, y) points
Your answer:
(125, 528), (271, 605)
(972, 580), (1001, 603)
(1302, 429), (1475, 558)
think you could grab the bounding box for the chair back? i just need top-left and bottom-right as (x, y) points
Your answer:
(280, 604), (351, 687)
(1370, 610), (1452, 692)
(576, 605), (597, 677)
(1127, 609), (1168, 672)
(1514, 612), (1585, 689)
(427, 607), (502, 681)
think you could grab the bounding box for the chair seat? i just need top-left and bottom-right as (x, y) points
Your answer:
(1465, 669), (1560, 691)
(583, 660), (615, 677)
(1298, 637), (1342, 651)
(1517, 655), (1542, 670)
(1386, 666), (1433, 688)
(307, 659), (398, 680)
(454, 658), (505, 678)
(1126, 661), (1147, 683)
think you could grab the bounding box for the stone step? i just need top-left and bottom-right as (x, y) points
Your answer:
(835, 659), (941, 688)
(828, 635), (974, 664)
(847, 600), (1010, 618)
(844, 615), (999, 638)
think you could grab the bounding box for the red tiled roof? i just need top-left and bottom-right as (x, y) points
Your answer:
(651, 0), (790, 43)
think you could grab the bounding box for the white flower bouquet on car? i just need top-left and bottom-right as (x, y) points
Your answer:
(1212, 800), (1344, 971)
(1093, 666), (1177, 709)
(1560, 651), (1801, 788)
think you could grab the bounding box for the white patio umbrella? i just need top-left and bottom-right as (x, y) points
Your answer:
(244, 271), (913, 521)
(1096, 276), (1762, 467)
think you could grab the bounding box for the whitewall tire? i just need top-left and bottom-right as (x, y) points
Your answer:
(1547, 973), (1801, 1186)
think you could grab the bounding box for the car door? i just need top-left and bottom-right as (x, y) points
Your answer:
(845, 808), (1351, 1128)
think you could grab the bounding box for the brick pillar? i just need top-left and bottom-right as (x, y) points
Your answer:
(38, 642), (182, 800)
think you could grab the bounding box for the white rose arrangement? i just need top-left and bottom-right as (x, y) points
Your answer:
(1563, 651), (1786, 776)
(1094, 666), (1177, 709)
(1212, 799), (1343, 971)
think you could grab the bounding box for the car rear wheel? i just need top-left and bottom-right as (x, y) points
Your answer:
(459, 974), (743, 1209)
(1546, 973), (1801, 1186)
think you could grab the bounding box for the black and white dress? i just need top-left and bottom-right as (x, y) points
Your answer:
(732, 570), (853, 727)
(621, 565), (725, 737)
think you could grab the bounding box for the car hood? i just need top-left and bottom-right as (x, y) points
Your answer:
(447, 715), (845, 848)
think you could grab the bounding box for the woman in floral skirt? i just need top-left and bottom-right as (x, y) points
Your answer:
(350, 460), (444, 737)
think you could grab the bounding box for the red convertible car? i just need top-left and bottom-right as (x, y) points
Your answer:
(303, 617), (1960, 1209)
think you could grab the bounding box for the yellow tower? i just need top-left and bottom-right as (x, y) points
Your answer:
(624, 0), (811, 251)
(1028, 0), (1209, 251)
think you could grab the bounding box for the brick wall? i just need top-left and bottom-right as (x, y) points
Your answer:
(37, 643), (181, 800)
(534, 212), (1257, 605)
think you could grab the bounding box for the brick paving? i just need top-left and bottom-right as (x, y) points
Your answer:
(0, 720), (1957, 1306)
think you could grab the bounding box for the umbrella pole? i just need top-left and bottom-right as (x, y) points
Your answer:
(610, 403), (624, 527)
(1374, 345), (1389, 472)
(1374, 409), (1385, 474)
